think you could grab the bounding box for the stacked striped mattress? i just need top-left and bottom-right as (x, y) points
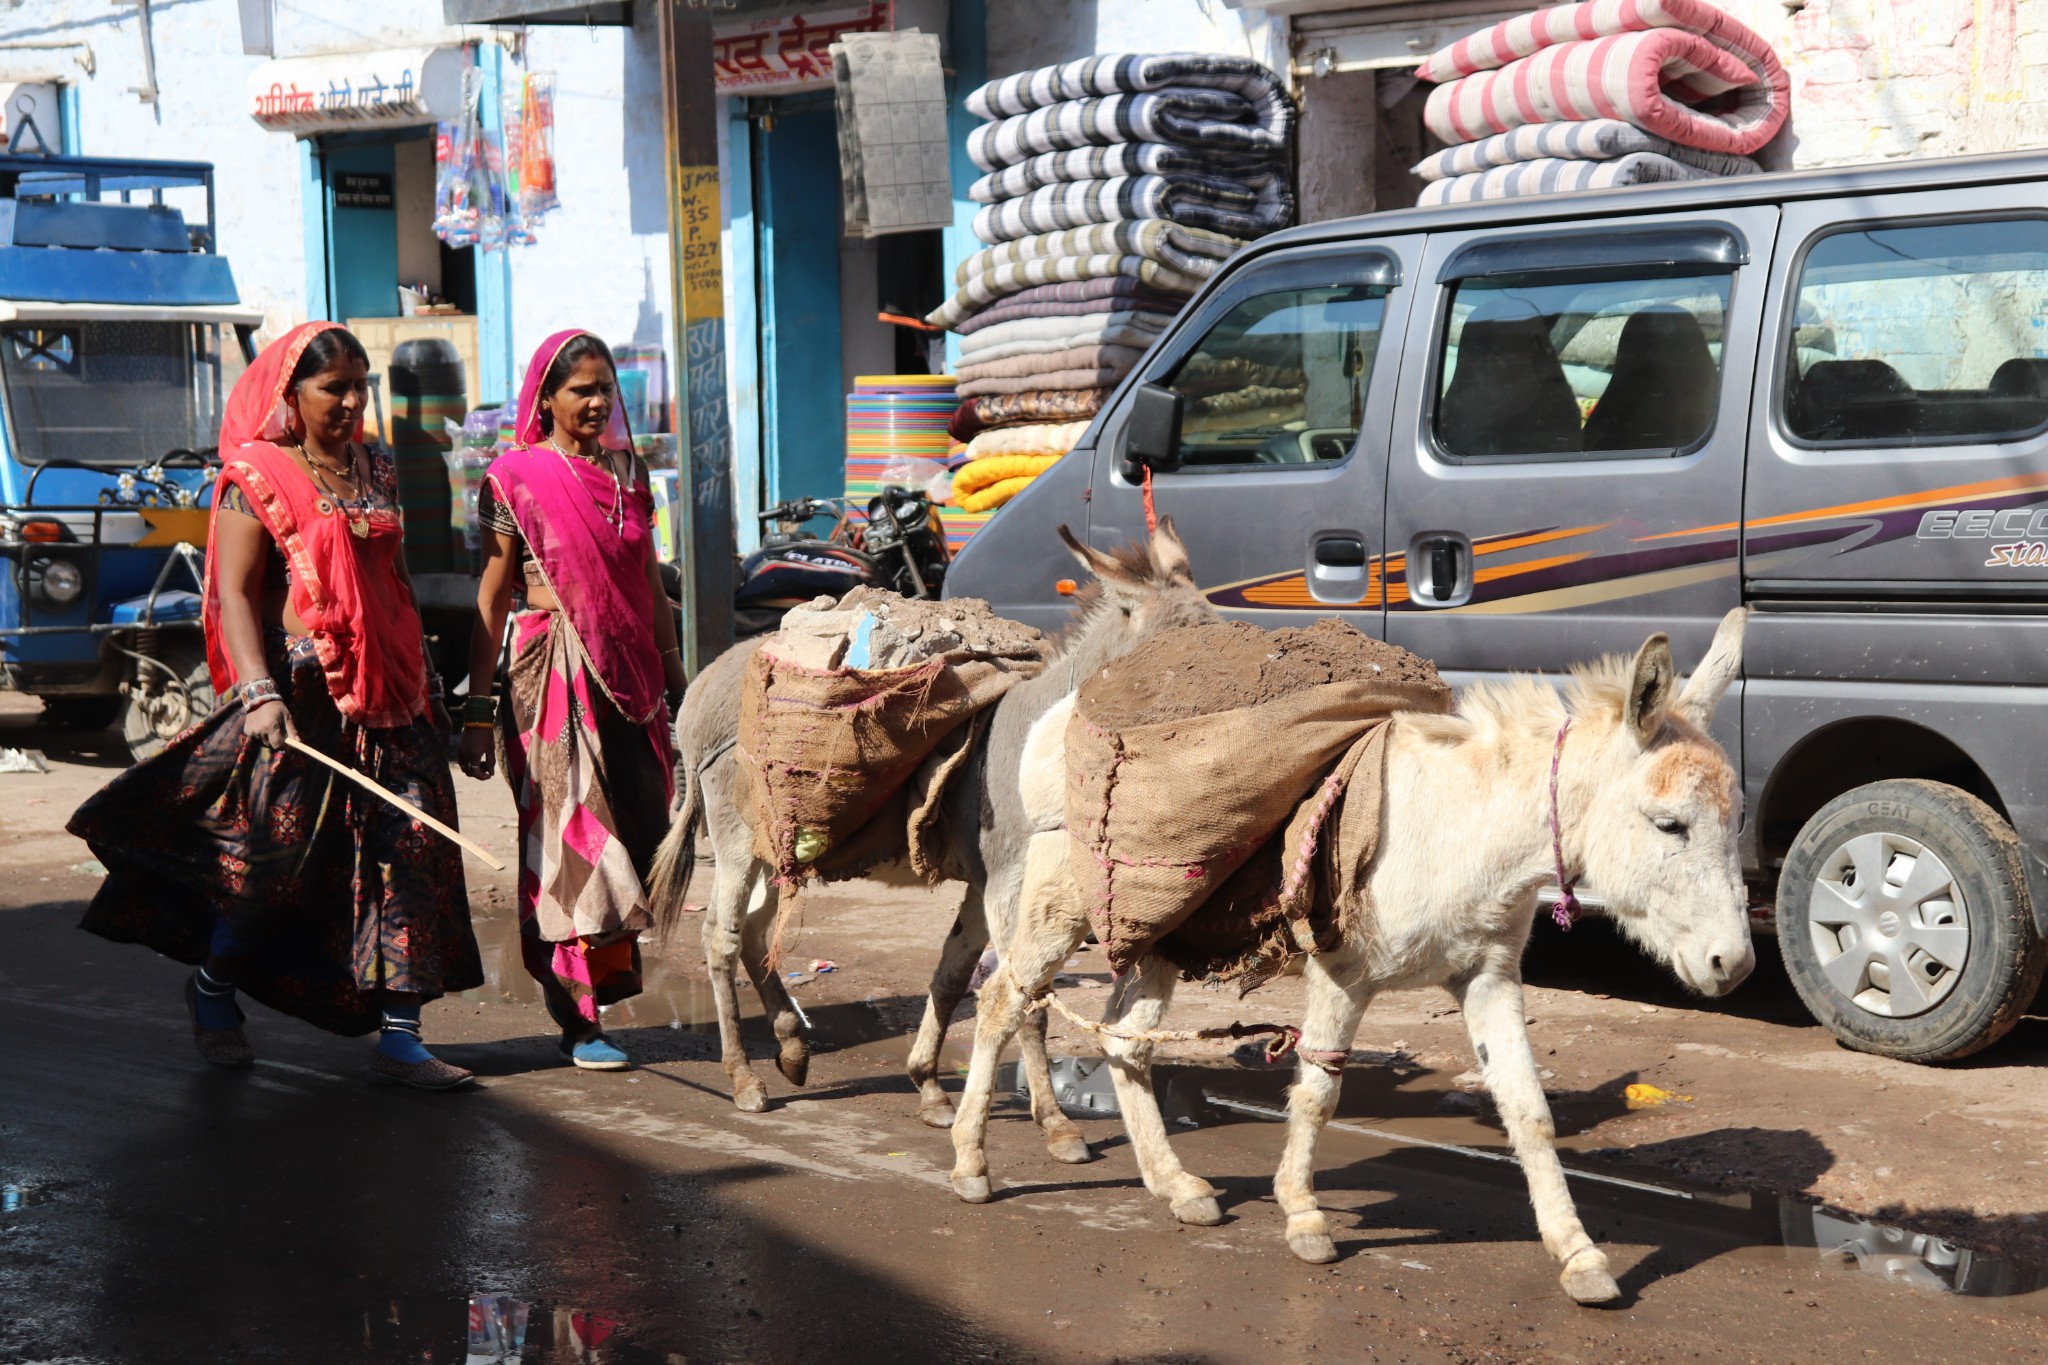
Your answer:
(927, 53), (1297, 515)
(1413, 0), (1787, 204)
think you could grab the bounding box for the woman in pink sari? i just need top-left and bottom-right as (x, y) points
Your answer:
(459, 331), (686, 1070)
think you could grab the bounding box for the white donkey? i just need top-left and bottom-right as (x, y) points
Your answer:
(647, 523), (1216, 1136)
(949, 611), (1754, 1305)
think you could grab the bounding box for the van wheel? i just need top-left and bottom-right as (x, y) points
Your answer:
(1776, 780), (2044, 1062)
(121, 640), (219, 763)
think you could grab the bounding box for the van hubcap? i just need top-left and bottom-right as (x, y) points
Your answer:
(1808, 833), (1968, 1018)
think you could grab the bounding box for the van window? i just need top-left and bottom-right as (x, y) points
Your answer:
(1161, 284), (1388, 467)
(1785, 219), (2048, 445)
(1434, 267), (1731, 459)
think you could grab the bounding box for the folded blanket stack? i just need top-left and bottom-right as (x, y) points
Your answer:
(927, 53), (1299, 515)
(1412, 0), (1787, 205)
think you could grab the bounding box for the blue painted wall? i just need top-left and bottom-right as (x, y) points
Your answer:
(475, 43), (515, 404)
(325, 142), (400, 323)
(725, 101), (765, 552)
(756, 103), (845, 506)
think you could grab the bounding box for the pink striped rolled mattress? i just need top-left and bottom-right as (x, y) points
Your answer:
(1418, 0), (1788, 156)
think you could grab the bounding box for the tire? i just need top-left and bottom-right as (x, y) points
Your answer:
(41, 695), (123, 731)
(121, 637), (220, 763)
(1776, 779), (2045, 1062)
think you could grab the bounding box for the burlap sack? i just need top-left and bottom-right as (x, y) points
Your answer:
(1156, 722), (1389, 987)
(739, 648), (1032, 883)
(1066, 621), (1450, 978)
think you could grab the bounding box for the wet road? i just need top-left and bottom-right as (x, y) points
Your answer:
(4, 712), (2047, 1362)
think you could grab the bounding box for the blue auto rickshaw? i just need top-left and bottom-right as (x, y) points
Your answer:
(0, 152), (261, 760)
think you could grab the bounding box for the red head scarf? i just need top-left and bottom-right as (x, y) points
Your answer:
(218, 319), (366, 450)
(203, 321), (428, 727)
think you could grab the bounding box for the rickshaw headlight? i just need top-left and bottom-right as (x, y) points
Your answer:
(30, 557), (84, 606)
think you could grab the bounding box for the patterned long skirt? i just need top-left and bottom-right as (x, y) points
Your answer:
(69, 632), (483, 1036)
(501, 609), (673, 1028)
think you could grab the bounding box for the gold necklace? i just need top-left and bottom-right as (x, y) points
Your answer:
(293, 436), (371, 539)
(549, 435), (625, 533)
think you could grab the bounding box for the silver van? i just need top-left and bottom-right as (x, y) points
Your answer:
(946, 149), (2048, 1063)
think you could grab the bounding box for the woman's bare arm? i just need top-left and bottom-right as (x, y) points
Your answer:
(458, 526), (520, 779)
(212, 508), (293, 746)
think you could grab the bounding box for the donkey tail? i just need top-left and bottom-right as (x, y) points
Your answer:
(648, 755), (703, 947)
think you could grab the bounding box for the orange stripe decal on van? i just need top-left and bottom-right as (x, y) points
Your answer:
(1634, 474), (2048, 542)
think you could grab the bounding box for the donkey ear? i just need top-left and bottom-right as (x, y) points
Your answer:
(1059, 525), (1138, 587)
(1148, 515), (1195, 587)
(1623, 633), (1677, 747)
(1674, 607), (1747, 730)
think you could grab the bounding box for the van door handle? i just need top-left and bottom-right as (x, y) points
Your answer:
(1409, 532), (1472, 607)
(1313, 536), (1366, 569)
(1308, 534), (1370, 603)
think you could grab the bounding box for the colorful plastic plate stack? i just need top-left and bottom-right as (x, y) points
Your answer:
(843, 375), (988, 549)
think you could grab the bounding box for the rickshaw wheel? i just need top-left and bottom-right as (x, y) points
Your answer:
(122, 639), (219, 763)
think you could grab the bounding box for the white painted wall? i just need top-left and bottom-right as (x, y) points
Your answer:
(987, 0), (1283, 82)
(501, 11), (675, 377)
(1707, 0), (2048, 169)
(6, 0), (672, 371)
(13, 0), (310, 337)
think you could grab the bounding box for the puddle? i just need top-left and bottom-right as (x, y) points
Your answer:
(2, 1181), (55, 1212)
(998, 1055), (2048, 1301)
(467, 1294), (629, 1364)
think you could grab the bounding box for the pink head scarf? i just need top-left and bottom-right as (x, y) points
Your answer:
(514, 328), (632, 450)
(487, 330), (665, 725)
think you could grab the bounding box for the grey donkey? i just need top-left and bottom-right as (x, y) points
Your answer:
(646, 520), (1216, 1153)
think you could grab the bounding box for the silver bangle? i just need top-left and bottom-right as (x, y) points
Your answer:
(238, 677), (281, 708)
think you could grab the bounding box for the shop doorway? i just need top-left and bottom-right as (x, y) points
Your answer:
(741, 93), (948, 515)
(311, 129), (486, 431)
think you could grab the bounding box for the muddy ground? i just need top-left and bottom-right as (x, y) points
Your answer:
(2, 694), (2045, 1363)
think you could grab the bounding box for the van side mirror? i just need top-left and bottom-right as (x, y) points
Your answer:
(1122, 382), (1184, 475)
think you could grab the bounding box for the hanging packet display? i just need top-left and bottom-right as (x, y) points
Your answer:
(519, 73), (560, 220)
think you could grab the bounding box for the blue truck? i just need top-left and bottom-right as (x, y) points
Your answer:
(0, 152), (262, 760)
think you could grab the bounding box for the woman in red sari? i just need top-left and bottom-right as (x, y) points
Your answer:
(69, 321), (483, 1089)
(459, 331), (685, 1070)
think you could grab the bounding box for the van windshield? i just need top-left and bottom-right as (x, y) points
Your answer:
(0, 320), (248, 467)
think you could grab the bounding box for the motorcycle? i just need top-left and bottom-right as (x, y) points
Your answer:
(732, 487), (950, 638)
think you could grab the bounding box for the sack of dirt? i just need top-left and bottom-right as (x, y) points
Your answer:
(741, 587), (1046, 882)
(1066, 617), (1451, 981)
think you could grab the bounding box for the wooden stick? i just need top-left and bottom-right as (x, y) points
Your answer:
(285, 736), (506, 871)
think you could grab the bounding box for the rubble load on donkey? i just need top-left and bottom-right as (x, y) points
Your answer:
(737, 587), (1047, 886)
(1068, 617), (1451, 988)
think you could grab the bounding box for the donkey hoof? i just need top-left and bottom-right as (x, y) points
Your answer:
(951, 1173), (993, 1204)
(1045, 1130), (1093, 1165)
(918, 1100), (957, 1130)
(776, 1047), (810, 1087)
(1561, 1250), (1622, 1305)
(1171, 1195), (1223, 1227)
(731, 1077), (769, 1114)
(1287, 1231), (1339, 1264)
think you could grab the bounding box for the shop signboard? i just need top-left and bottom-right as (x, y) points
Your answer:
(335, 172), (395, 209)
(712, 2), (892, 95)
(245, 46), (465, 133)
